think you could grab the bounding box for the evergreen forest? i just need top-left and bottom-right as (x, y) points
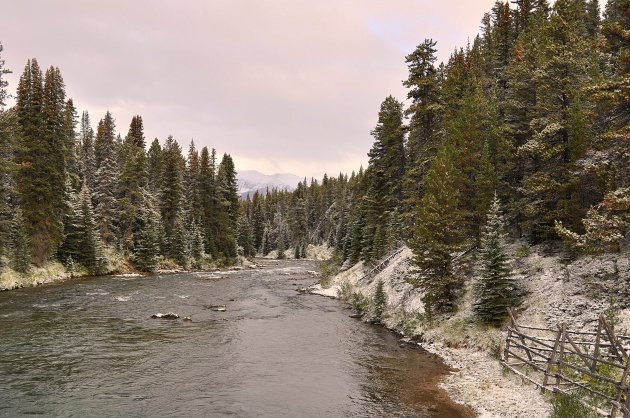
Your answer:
(0, 52), (241, 275)
(236, 0), (629, 313)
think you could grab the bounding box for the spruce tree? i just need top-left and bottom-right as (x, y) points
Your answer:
(216, 154), (239, 259)
(16, 60), (67, 264)
(77, 183), (107, 274)
(93, 114), (119, 246)
(237, 214), (255, 257)
(189, 220), (205, 262)
(59, 181), (83, 263)
(11, 208), (31, 274)
(199, 147), (218, 256)
(0, 42), (10, 109)
(79, 111), (96, 190)
(134, 206), (161, 272)
(373, 279), (387, 323)
(276, 233), (286, 260)
(474, 194), (519, 325)
(403, 39), (442, 212)
(118, 116), (148, 252)
(160, 135), (185, 256)
(409, 141), (464, 312)
(170, 215), (189, 267)
(147, 138), (162, 196)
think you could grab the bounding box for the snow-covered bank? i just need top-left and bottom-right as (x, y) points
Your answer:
(310, 244), (630, 417)
(0, 255), (256, 292)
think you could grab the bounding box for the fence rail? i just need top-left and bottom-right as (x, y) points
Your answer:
(359, 246), (405, 283)
(503, 308), (630, 417)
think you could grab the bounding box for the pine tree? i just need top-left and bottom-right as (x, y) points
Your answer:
(170, 215), (189, 267)
(58, 181), (83, 263)
(409, 141), (464, 312)
(93, 113), (119, 246)
(134, 206), (161, 272)
(94, 111), (116, 169)
(185, 141), (202, 224)
(237, 214), (255, 257)
(15, 59), (67, 264)
(518, 0), (601, 241)
(63, 99), (80, 191)
(0, 42), (10, 109)
(147, 138), (162, 196)
(0, 45), (15, 263)
(189, 220), (206, 262)
(216, 154), (239, 259)
(79, 111), (96, 190)
(372, 279), (387, 323)
(11, 208), (31, 274)
(474, 194), (519, 325)
(160, 135), (185, 255)
(199, 147), (218, 256)
(77, 183), (107, 274)
(276, 233), (286, 260)
(118, 116), (148, 252)
(403, 39), (442, 212)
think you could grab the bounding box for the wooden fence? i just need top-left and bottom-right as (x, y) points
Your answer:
(502, 308), (630, 417)
(359, 246), (405, 283)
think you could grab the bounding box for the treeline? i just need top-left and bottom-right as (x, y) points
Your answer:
(242, 0), (629, 313)
(0, 53), (241, 275)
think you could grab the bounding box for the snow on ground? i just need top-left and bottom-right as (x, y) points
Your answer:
(309, 244), (567, 418)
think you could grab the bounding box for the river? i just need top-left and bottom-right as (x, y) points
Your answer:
(0, 259), (471, 417)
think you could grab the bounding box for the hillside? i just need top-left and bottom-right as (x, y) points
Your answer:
(311, 243), (630, 417)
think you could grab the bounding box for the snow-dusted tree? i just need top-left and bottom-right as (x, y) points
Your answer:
(373, 279), (387, 323)
(474, 194), (519, 325)
(556, 188), (630, 254)
(77, 183), (107, 274)
(92, 112), (119, 246)
(261, 227), (270, 256)
(58, 181), (83, 263)
(11, 208), (31, 274)
(94, 149), (119, 245)
(189, 220), (205, 262)
(276, 233), (286, 259)
(169, 215), (189, 267)
(134, 206), (161, 272)
(79, 111), (96, 190)
(237, 215), (255, 257)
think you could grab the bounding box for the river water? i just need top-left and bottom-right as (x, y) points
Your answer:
(0, 259), (471, 417)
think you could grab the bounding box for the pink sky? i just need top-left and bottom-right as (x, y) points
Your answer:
(1, 1), (603, 178)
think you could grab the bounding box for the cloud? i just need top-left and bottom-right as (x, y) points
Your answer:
(2, 0), (524, 178)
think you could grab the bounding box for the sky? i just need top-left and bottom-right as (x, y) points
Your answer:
(1, 0), (573, 179)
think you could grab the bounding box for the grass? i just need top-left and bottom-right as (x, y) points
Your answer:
(550, 392), (598, 418)
(319, 252), (343, 288)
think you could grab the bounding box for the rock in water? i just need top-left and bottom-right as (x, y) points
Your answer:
(209, 305), (227, 312)
(151, 312), (180, 320)
(183, 317), (192, 322)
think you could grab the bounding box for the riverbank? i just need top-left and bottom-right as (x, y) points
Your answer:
(0, 255), (259, 292)
(0, 244), (331, 292)
(310, 244), (630, 417)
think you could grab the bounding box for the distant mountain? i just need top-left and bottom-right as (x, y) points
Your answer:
(237, 170), (301, 199)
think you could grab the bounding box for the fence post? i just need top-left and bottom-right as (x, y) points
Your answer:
(509, 308), (534, 362)
(505, 308), (513, 364)
(592, 318), (603, 372)
(612, 355), (630, 418)
(543, 325), (563, 390)
(556, 324), (567, 388)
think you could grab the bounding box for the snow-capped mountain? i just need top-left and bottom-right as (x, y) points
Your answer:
(237, 170), (301, 199)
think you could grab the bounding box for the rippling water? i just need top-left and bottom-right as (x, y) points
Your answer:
(0, 259), (471, 417)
